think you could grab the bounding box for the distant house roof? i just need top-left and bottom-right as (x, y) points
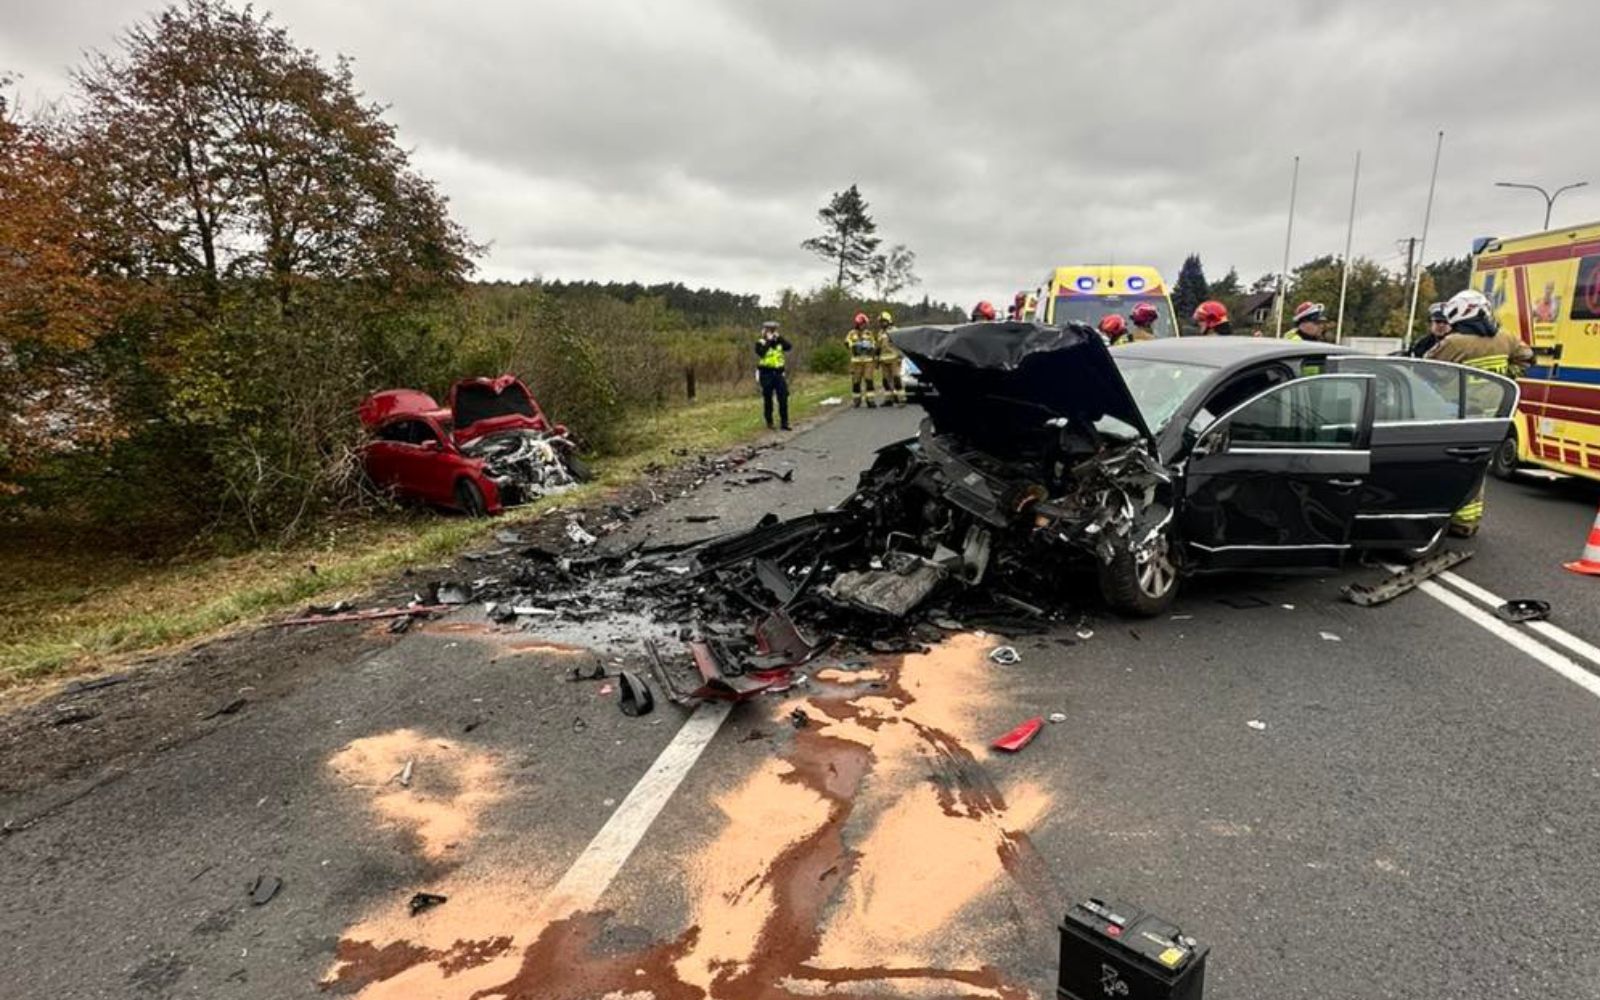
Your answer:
(1237, 290), (1276, 318)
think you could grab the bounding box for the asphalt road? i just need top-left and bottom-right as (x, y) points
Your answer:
(4, 402), (1600, 1000)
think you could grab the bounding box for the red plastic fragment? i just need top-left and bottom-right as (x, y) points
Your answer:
(991, 716), (1044, 752)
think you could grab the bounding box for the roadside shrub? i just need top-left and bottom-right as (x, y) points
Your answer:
(809, 341), (849, 374)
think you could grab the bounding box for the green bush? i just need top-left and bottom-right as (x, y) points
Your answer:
(809, 340), (849, 374)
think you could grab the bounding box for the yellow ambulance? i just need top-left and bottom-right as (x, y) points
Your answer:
(1471, 222), (1600, 482)
(1026, 264), (1180, 337)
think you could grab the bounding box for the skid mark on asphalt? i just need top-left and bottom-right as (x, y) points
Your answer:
(323, 633), (1054, 999)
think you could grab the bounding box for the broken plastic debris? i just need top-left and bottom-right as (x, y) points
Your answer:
(565, 522), (599, 547)
(818, 396), (844, 406)
(1048, 712), (1068, 724)
(1281, 604), (1296, 611)
(248, 874), (282, 906)
(511, 605), (559, 617)
(408, 892), (448, 916)
(1494, 599), (1551, 623)
(1246, 719), (1267, 731)
(991, 717), (1043, 752)
(1318, 631), (1341, 642)
(435, 583), (471, 605)
(988, 645), (1021, 665)
(617, 671), (654, 717)
(1075, 628), (1095, 641)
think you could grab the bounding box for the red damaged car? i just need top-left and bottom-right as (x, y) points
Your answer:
(359, 375), (589, 516)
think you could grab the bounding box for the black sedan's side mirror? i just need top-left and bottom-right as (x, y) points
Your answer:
(1193, 424), (1228, 458)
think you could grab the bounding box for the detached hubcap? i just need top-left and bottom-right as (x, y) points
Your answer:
(1136, 535), (1176, 598)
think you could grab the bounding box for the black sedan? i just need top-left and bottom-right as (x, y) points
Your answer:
(875, 322), (1518, 615)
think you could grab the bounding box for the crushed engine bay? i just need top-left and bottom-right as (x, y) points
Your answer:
(459, 430), (579, 503)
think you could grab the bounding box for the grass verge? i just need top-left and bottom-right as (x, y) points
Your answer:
(0, 375), (850, 689)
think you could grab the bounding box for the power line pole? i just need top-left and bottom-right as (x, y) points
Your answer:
(1398, 236), (1417, 291)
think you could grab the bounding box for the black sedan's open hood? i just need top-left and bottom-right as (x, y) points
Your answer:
(892, 321), (1153, 452)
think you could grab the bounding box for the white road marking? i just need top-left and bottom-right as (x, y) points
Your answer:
(540, 700), (733, 915)
(1432, 569), (1600, 670)
(1411, 578), (1600, 701)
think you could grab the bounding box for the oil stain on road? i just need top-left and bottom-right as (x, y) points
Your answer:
(325, 633), (1054, 999)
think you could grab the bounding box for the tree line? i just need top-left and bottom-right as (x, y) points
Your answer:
(0, 0), (953, 546)
(1169, 252), (1472, 337)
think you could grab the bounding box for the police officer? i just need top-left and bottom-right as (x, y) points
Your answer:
(874, 310), (904, 407)
(1408, 302), (1450, 358)
(1287, 301), (1331, 342)
(1425, 289), (1533, 536)
(754, 319), (793, 430)
(845, 311), (877, 408)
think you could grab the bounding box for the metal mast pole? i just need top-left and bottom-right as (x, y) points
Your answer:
(1274, 156), (1300, 338)
(1405, 131), (1444, 346)
(1335, 150), (1362, 344)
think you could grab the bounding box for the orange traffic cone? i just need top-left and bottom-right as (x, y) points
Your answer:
(1564, 505), (1600, 576)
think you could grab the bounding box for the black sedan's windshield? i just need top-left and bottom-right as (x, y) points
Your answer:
(1094, 358), (1214, 439)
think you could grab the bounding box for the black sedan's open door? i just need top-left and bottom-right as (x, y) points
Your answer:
(1322, 357), (1519, 550)
(1182, 374), (1375, 570)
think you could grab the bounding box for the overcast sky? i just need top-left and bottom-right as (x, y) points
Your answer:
(5, 0), (1598, 307)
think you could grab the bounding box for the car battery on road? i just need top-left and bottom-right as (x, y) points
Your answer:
(1058, 898), (1208, 1000)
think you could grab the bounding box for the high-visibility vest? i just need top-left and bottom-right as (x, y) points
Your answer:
(757, 341), (787, 369)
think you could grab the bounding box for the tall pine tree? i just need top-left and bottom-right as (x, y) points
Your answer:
(1172, 253), (1210, 324)
(800, 184), (881, 290)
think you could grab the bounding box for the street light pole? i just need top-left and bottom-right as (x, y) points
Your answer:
(1495, 180), (1588, 230)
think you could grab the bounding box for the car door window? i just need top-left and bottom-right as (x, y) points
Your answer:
(377, 419), (439, 446)
(1331, 358), (1514, 422)
(1214, 376), (1370, 448)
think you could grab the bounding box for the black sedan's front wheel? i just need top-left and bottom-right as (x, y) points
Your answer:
(1098, 533), (1179, 617)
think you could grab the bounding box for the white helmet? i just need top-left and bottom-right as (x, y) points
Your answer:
(1441, 289), (1495, 333)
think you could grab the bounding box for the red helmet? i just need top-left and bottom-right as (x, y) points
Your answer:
(972, 300), (997, 321)
(1293, 301), (1327, 324)
(853, 312), (869, 328)
(1130, 303), (1159, 326)
(1192, 300), (1229, 330)
(1097, 314), (1127, 337)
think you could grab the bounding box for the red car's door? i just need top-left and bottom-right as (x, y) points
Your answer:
(368, 418), (458, 505)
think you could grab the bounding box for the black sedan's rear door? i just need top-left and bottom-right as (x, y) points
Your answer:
(1323, 357), (1518, 550)
(1182, 374), (1375, 570)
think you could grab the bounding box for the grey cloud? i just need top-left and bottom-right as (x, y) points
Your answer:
(4, 0), (1599, 307)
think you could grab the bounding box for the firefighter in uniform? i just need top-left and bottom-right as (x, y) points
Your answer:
(1425, 288), (1533, 536)
(754, 319), (793, 430)
(873, 310), (903, 406)
(1128, 302), (1160, 342)
(1097, 313), (1129, 345)
(845, 311), (878, 408)
(971, 300), (997, 322)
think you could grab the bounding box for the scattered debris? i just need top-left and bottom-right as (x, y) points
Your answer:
(1075, 628), (1095, 641)
(565, 522), (599, 547)
(396, 759), (414, 788)
(408, 892), (448, 916)
(818, 396), (844, 406)
(1342, 549), (1473, 606)
(1318, 631), (1342, 642)
(248, 875), (282, 906)
(789, 708), (810, 729)
(617, 671), (655, 717)
(494, 530), (524, 546)
(992, 717), (1043, 753)
(597, 682), (615, 696)
(277, 605), (437, 627)
(387, 615), (414, 634)
(1246, 719), (1267, 731)
(435, 583), (471, 606)
(1048, 712), (1068, 724)
(684, 514), (721, 523)
(61, 674), (130, 696)
(565, 662), (607, 683)
(988, 645), (1021, 665)
(200, 697), (248, 720)
(305, 599), (355, 616)
(1495, 599), (1551, 623)
(49, 707), (100, 727)
(485, 602), (518, 624)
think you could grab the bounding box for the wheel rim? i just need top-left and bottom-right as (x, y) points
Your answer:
(1136, 535), (1176, 598)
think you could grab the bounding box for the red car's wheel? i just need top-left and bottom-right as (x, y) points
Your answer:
(455, 479), (488, 518)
